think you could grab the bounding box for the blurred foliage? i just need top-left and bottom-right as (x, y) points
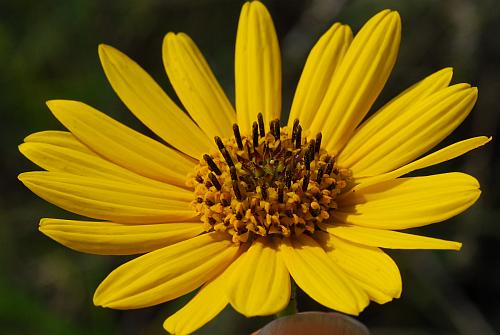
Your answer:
(1, 0), (499, 334)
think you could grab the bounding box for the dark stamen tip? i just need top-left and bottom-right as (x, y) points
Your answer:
(316, 166), (324, 184)
(315, 133), (322, 154)
(230, 166), (238, 181)
(260, 184), (268, 200)
(257, 113), (265, 137)
(208, 172), (222, 191)
(292, 119), (299, 141)
(221, 148), (235, 167)
(252, 122), (259, 148)
(302, 171), (310, 192)
(214, 136), (224, 151)
(271, 119), (280, 140)
(295, 125), (302, 149)
(232, 124), (243, 150)
(203, 154), (222, 175)
(278, 185), (284, 203)
(232, 180), (242, 201)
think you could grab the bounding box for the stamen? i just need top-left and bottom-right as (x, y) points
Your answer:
(221, 148), (235, 167)
(304, 149), (311, 171)
(271, 119), (280, 140)
(302, 171), (310, 192)
(325, 157), (334, 175)
(278, 185), (284, 203)
(203, 154), (222, 175)
(285, 168), (292, 188)
(230, 166), (238, 181)
(315, 133), (322, 154)
(252, 122), (259, 148)
(291, 119), (299, 142)
(316, 166), (324, 184)
(208, 173), (221, 190)
(260, 183), (268, 200)
(214, 136), (224, 151)
(257, 113), (265, 137)
(295, 125), (302, 149)
(233, 124), (243, 150)
(232, 180), (242, 200)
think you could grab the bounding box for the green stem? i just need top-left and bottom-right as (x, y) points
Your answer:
(276, 280), (297, 318)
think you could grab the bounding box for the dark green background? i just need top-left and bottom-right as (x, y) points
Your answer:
(1, 0), (499, 334)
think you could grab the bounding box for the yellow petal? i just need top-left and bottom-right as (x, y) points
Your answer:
(345, 84), (478, 177)
(19, 172), (195, 224)
(39, 218), (204, 255)
(24, 131), (94, 154)
(164, 258), (238, 335)
(164, 283), (227, 335)
(93, 233), (238, 309)
(354, 136), (491, 190)
(227, 238), (290, 316)
(279, 234), (369, 315)
(235, 1), (281, 132)
(19, 142), (183, 191)
(98, 44), (211, 158)
(338, 68), (453, 166)
(316, 231), (401, 302)
(323, 224), (462, 250)
(288, 23), (353, 130)
(310, 10), (401, 154)
(163, 32), (235, 139)
(335, 173), (480, 230)
(46, 100), (194, 187)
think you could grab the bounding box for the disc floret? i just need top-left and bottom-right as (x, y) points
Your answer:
(188, 114), (352, 243)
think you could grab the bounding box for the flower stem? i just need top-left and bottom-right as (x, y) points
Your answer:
(276, 281), (297, 318)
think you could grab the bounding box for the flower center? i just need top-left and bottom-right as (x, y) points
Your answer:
(187, 114), (352, 244)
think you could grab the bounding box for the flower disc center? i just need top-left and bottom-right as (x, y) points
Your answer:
(188, 114), (352, 243)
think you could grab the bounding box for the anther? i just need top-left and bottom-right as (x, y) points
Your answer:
(278, 185), (284, 203)
(195, 175), (203, 183)
(232, 181), (242, 201)
(232, 124), (244, 150)
(221, 148), (235, 167)
(316, 166), (324, 184)
(302, 171), (310, 192)
(260, 183), (268, 200)
(285, 168), (292, 188)
(214, 136), (225, 151)
(252, 122), (259, 148)
(229, 166), (238, 181)
(208, 173), (221, 191)
(203, 154), (222, 175)
(304, 150), (311, 171)
(315, 133), (322, 154)
(308, 139), (316, 160)
(272, 119), (280, 140)
(257, 113), (265, 137)
(205, 198), (215, 206)
(325, 157), (334, 175)
(295, 125), (302, 149)
(292, 119), (299, 142)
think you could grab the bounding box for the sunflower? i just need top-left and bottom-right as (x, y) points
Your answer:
(19, 1), (489, 334)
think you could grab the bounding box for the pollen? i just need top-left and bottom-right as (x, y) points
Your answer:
(187, 114), (352, 244)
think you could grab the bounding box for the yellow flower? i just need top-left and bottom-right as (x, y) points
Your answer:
(19, 2), (489, 334)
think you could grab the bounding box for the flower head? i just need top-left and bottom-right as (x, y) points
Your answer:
(19, 2), (489, 334)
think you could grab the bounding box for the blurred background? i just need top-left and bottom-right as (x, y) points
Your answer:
(1, 0), (499, 334)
